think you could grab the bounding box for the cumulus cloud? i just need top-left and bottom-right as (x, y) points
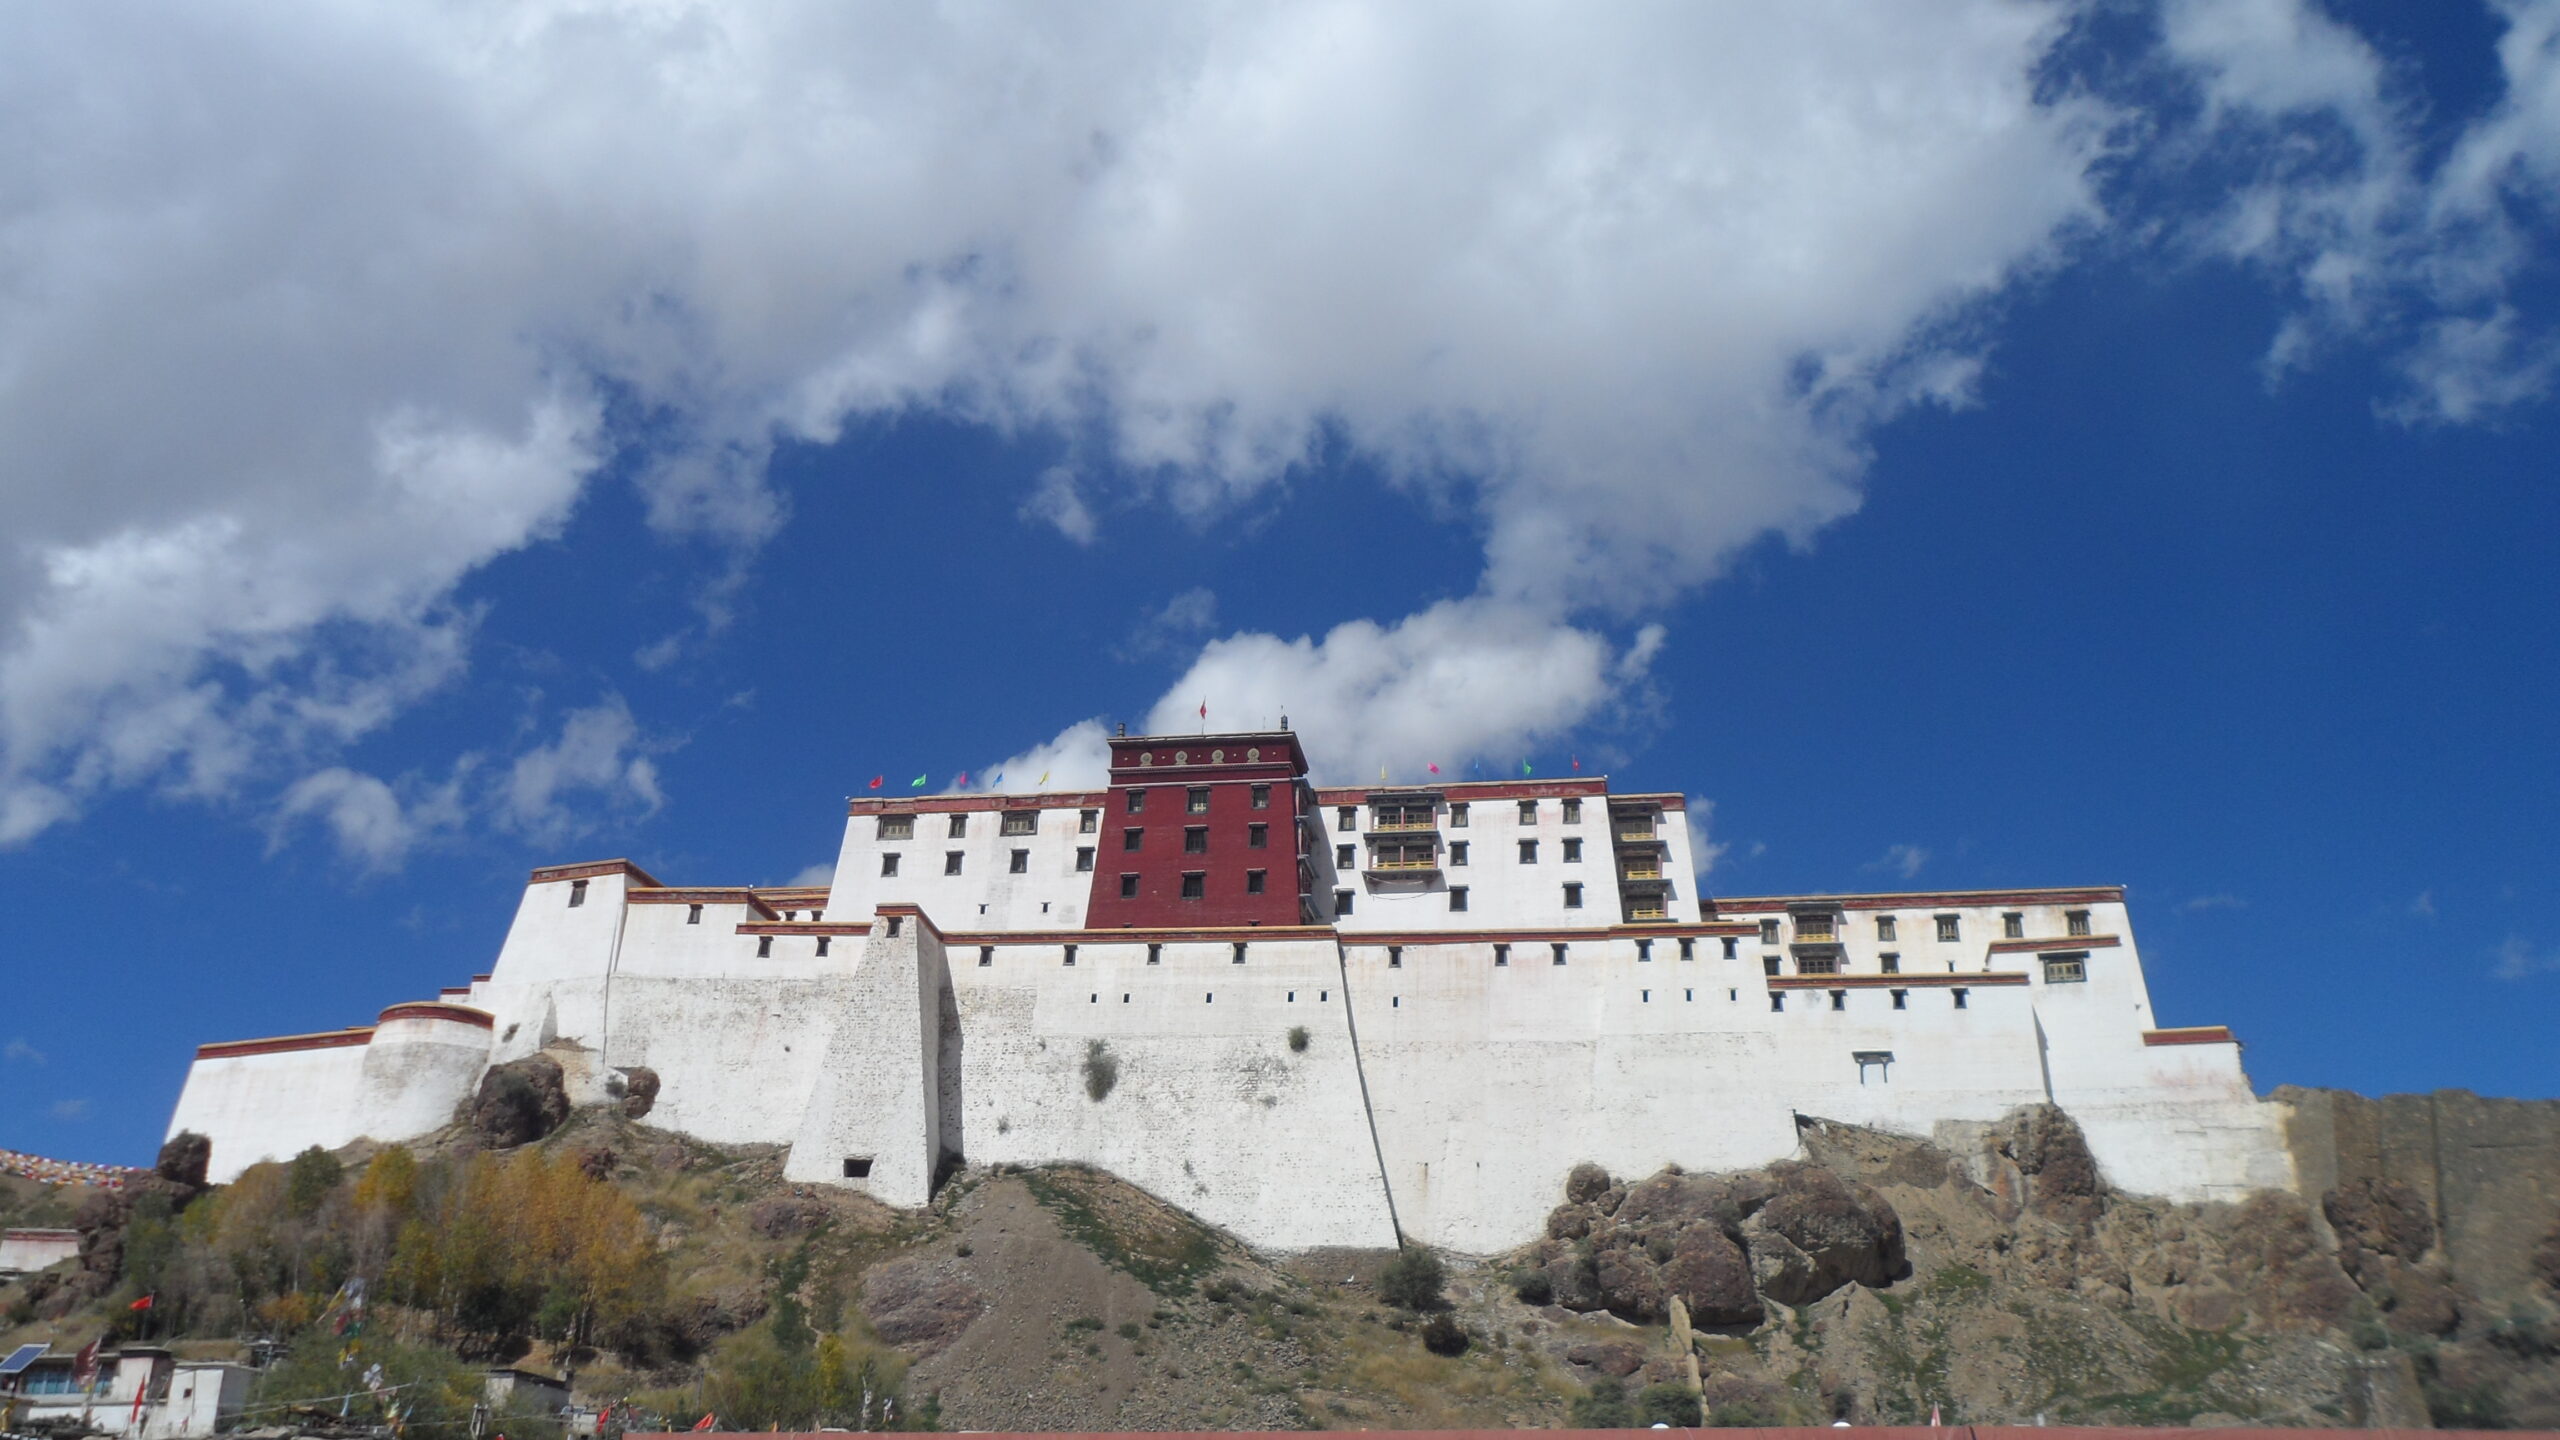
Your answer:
(982, 719), (1115, 795)
(4, 1038), (44, 1066)
(49, 1099), (91, 1122)
(1115, 588), (1220, 661)
(787, 862), (835, 888)
(3, 1), (2552, 854)
(2177, 893), (2248, 914)
(271, 765), (470, 871)
(501, 698), (665, 842)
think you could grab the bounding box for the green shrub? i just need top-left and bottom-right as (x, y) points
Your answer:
(1571, 1377), (1635, 1428)
(1638, 1383), (1702, 1427)
(1083, 1040), (1119, 1101)
(1287, 1026), (1310, 1052)
(1421, 1312), (1469, 1356)
(1512, 1267), (1554, 1305)
(1377, 1246), (1446, 1311)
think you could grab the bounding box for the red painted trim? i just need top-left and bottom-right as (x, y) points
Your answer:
(631, 887), (781, 920)
(848, 792), (1111, 816)
(951, 925), (1339, 947)
(375, 1002), (495, 1029)
(755, 887), (832, 904)
(1985, 935), (2122, 954)
(1768, 973), (2029, 990)
(1346, 923), (1743, 946)
(529, 858), (662, 887)
(2144, 1026), (2237, 1046)
(1710, 887), (2124, 913)
(737, 922), (866, 937)
(195, 1028), (375, 1059)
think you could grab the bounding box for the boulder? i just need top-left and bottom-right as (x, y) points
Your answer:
(616, 1066), (662, 1119)
(1593, 1238), (1669, 1321)
(469, 1054), (571, 1147)
(1746, 1162), (1905, 1305)
(1565, 1163), (1612, 1204)
(1565, 1341), (1647, 1377)
(2325, 1176), (2437, 1278)
(1663, 1223), (1762, 1327)
(860, 1259), (985, 1355)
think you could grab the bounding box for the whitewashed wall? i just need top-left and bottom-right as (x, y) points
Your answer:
(167, 1040), (371, 1182)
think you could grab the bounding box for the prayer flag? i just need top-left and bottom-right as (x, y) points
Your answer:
(1198, 698), (1208, 720)
(1038, 770), (1049, 785)
(954, 771), (970, 788)
(868, 776), (882, 790)
(910, 773), (927, 788)
(1379, 763), (1387, 782)
(1522, 759), (1533, 776)
(128, 1295), (153, 1311)
(692, 1414), (718, 1432)
(1427, 763), (1439, 775)
(990, 772), (1004, 788)
(1571, 754), (1581, 772)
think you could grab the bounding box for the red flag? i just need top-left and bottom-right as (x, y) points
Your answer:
(868, 776), (882, 790)
(691, 1413), (717, 1432)
(1426, 763), (1439, 775)
(1570, 754), (1580, 772)
(72, 1338), (99, 1385)
(129, 1294), (154, 1311)
(1198, 698), (1207, 720)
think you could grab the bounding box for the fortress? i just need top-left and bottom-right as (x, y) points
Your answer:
(166, 727), (2294, 1253)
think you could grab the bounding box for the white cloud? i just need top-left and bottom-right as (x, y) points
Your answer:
(1869, 844), (1931, 881)
(3, 1), (2550, 853)
(2410, 889), (2438, 918)
(49, 1099), (91, 1122)
(2162, 0), (2560, 417)
(981, 718), (1114, 795)
(1022, 466), (1099, 546)
(501, 698), (665, 842)
(1686, 797), (1731, 881)
(2492, 936), (2559, 980)
(787, 862), (835, 888)
(2177, 893), (2248, 914)
(1116, 588), (1220, 661)
(3, 1038), (44, 1066)
(272, 765), (469, 871)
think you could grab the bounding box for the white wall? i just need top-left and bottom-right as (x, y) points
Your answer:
(167, 1041), (371, 1183)
(830, 800), (1102, 931)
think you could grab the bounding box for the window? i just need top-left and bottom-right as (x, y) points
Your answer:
(1493, 943), (1510, 966)
(1770, 993), (1785, 1012)
(2044, 956), (2087, 984)
(1063, 945), (1078, 966)
(1936, 914), (1961, 942)
(811, 909), (823, 922)
(1251, 783), (1270, 809)
(1952, 987), (1970, 1009)
(1562, 837), (1583, 863)
(1796, 913), (1837, 941)
(1519, 839), (1539, 863)
(1552, 942), (1569, 965)
(1891, 988), (1907, 1010)
(1188, 787), (1211, 814)
(1335, 888), (1353, 914)
(1876, 915), (1897, 942)
(1449, 885), (1469, 912)
(1680, 938), (1695, 961)
(1338, 806), (1357, 831)
(879, 815), (915, 841)
(1763, 956), (1781, 977)
(979, 946), (994, 967)
(1002, 811), (1037, 836)
(757, 935), (772, 957)
(1855, 1050), (1893, 1084)
(1563, 798), (1582, 822)
(1184, 826), (1208, 854)
(1233, 942), (1248, 964)
(1009, 849), (1029, 874)
(2003, 912), (2024, 939)
(1722, 937), (1738, 959)
(1880, 952), (1900, 974)
(687, 903), (703, 925)
(1123, 827), (1144, 851)
(1519, 800), (1538, 823)
(1388, 946), (1403, 968)
(1139, 942), (1159, 965)
(1759, 919), (1781, 945)
(944, 852), (964, 876)
(1120, 874), (1140, 898)
(816, 937), (831, 957)
(568, 878), (588, 907)
(1637, 939), (1652, 961)
(1075, 846), (1095, 872)
(948, 814), (969, 838)
(1797, 956), (1838, 975)
(887, 916), (903, 935)
(1079, 808), (1098, 833)
(1450, 802), (1469, 827)
(2067, 909), (2092, 937)
(1247, 869), (1267, 894)
(1249, 822), (1268, 849)
(1830, 990), (1846, 1011)
(1127, 789), (1147, 814)
(1563, 882), (1584, 909)
(1450, 840), (1469, 866)
(1336, 843), (1356, 868)
(842, 1156), (873, 1179)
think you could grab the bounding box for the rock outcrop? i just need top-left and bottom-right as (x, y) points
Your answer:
(468, 1054), (571, 1147)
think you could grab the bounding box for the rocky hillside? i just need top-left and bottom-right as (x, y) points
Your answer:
(5, 1084), (2556, 1431)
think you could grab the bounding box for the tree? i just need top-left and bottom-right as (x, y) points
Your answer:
(1571, 1377), (1635, 1428)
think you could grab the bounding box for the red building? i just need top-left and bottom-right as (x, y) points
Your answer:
(1081, 729), (1315, 928)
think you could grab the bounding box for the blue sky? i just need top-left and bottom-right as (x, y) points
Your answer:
(4, 0), (2558, 1163)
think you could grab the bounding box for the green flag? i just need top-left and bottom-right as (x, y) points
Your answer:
(1522, 759), (1533, 776)
(910, 773), (927, 788)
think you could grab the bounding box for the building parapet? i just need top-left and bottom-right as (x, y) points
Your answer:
(1709, 885), (2126, 913)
